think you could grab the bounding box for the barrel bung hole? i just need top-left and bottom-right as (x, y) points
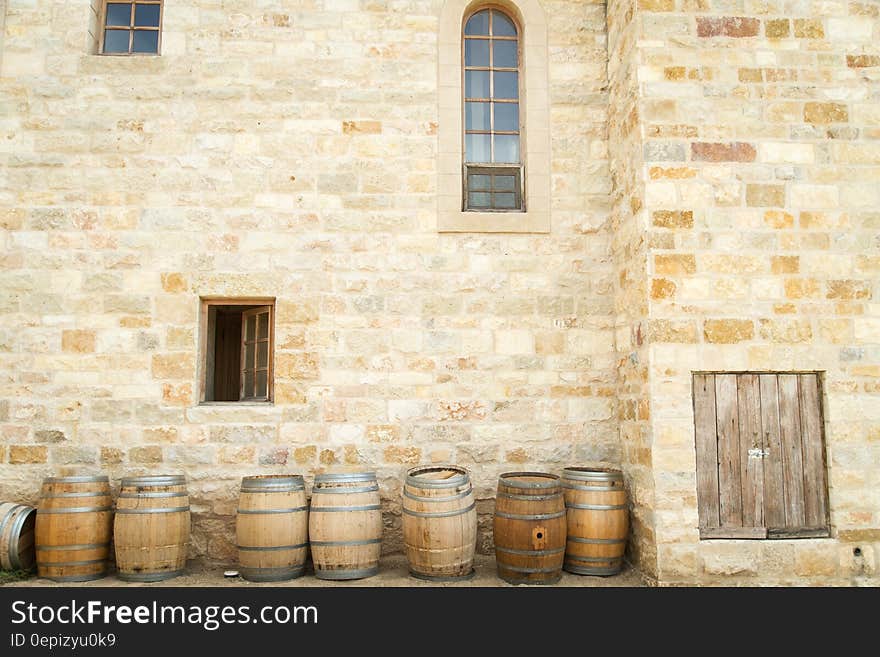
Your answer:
(536, 532), (543, 539)
(853, 547), (862, 557)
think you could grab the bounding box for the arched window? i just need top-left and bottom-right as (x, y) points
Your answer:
(463, 8), (522, 211)
(438, 0), (549, 233)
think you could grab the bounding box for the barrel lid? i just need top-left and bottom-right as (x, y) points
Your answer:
(498, 471), (560, 489)
(314, 472), (376, 484)
(43, 475), (109, 484)
(405, 465), (469, 489)
(121, 475), (186, 487)
(241, 474), (305, 490)
(562, 467), (623, 482)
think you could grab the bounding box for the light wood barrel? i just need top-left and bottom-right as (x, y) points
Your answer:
(562, 467), (629, 576)
(403, 465), (476, 581)
(236, 475), (309, 582)
(0, 502), (36, 572)
(114, 475), (190, 582)
(35, 476), (113, 582)
(493, 472), (566, 585)
(308, 472), (382, 580)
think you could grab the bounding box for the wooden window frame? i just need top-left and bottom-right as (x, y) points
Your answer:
(99, 0), (163, 56)
(693, 371), (830, 540)
(198, 298), (275, 405)
(462, 6), (525, 213)
(463, 164), (522, 212)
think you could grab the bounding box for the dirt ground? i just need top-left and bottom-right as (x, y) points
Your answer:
(5, 554), (651, 588)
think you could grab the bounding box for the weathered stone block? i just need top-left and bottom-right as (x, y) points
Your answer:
(9, 446), (48, 464)
(696, 16), (760, 38)
(746, 184), (785, 207)
(703, 319), (755, 343)
(691, 142), (755, 162)
(62, 330), (96, 353)
(654, 254), (696, 275)
(804, 102), (848, 124)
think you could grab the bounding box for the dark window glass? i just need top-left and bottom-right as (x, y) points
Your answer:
(134, 3), (161, 27)
(494, 103), (518, 132)
(493, 40), (517, 68)
(465, 39), (489, 67)
(103, 29), (130, 53)
(464, 10), (489, 36)
(493, 12), (517, 37)
(132, 30), (159, 53)
(105, 3), (131, 26)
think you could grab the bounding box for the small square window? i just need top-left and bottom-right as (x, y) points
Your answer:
(201, 300), (275, 403)
(100, 1), (162, 55)
(464, 165), (523, 211)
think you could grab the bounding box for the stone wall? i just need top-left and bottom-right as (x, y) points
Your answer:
(634, 0), (879, 585)
(0, 0), (615, 563)
(606, 0), (657, 579)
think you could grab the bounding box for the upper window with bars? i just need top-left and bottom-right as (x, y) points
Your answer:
(100, 1), (163, 55)
(462, 8), (523, 212)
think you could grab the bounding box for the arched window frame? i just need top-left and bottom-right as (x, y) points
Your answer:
(438, 0), (550, 233)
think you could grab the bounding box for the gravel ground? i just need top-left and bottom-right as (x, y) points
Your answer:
(5, 554), (650, 588)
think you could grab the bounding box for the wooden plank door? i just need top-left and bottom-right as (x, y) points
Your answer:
(693, 372), (829, 540)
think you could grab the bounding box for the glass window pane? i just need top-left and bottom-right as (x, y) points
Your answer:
(464, 39), (489, 67)
(258, 312), (269, 340)
(256, 370), (268, 398)
(469, 192), (491, 208)
(468, 174), (491, 190)
(134, 3), (160, 27)
(465, 134), (491, 163)
(493, 40), (518, 68)
(103, 29), (130, 53)
(494, 192), (517, 209)
(492, 12), (517, 37)
(493, 135), (520, 163)
(257, 342), (268, 368)
(465, 70), (490, 99)
(132, 30), (159, 53)
(494, 175), (516, 191)
(246, 315), (256, 341)
(494, 103), (519, 132)
(243, 371), (254, 399)
(494, 71), (518, 99)
(464, 10), (489, 36)
(465, 102), (490, 131)
(105, 3), (132, 27)
(245, 342), (255, 369)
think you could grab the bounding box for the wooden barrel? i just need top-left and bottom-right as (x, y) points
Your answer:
(236, 475), (309, 582)
(114, 475), (190, 582)
(308, 472), (382, 580)
(562, 467), (629, 576)
(403, 464), (476, 581)
(493, 471), (566, 585)
(0, 502), (36, 572)
(35, 475), (113, 582)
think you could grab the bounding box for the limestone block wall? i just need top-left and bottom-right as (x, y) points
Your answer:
(606, 0), (656, 579)
(0, 1), (615, 563)
(634, 1), (879, 585)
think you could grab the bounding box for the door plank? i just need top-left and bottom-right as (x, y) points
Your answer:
(759, 374), (785, 528)
(715, 374), (742, 528)
(778, 374), (806, 528)
(798, 374), (829, 529)
(700, 527), (768, 540)
(693, 374), (720, 529)
(737, 373), (764, 528)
